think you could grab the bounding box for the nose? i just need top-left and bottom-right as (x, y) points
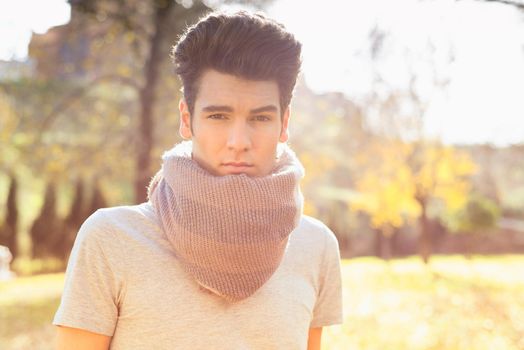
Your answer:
(226, 121), (252, 152)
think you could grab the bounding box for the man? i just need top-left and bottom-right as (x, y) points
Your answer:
(54, 11), (343, 350)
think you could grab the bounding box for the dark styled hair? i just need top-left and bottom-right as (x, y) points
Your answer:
(172, 11), (302, 116)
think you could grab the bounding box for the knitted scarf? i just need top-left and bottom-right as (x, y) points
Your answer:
(147, 141), (305, 302)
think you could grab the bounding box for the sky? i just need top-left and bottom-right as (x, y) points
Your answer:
(1, 0), (523, 146)
(0, 0), (70, 55)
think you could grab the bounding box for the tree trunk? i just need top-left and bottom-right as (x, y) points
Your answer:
(374, 228), (382, 257)
(375, 228), (392, 260)
(391, 227), (400, 257)
(134, 1), (175, 203)
(1, 175), (18, 259)
(382, 234), (392, 261)
(418, 199), (431, 264)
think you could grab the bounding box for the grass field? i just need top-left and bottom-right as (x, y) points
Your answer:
(1, 255), (524, 350)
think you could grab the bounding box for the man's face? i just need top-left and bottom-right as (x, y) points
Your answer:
(179, 69), (290, 177)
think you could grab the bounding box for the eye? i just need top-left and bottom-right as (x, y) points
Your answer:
(252, 115), (271, 122)
(207, 114), (227, 120)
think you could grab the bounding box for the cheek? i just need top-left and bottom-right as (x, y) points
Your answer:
(255, 122), (282, 137)
(193, 128), (225, 154)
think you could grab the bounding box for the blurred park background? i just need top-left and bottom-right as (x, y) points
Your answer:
(0, 0), (523, 349)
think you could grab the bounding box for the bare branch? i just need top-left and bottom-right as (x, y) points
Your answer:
(38, 74), (140, 136)
(461, 0), (524, 10)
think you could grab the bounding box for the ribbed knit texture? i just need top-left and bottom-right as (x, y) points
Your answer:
(148, 141), (305, 302)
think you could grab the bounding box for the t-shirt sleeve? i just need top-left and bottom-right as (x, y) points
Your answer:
(52, 210), (124, 336)
(310, 226), (344, 328)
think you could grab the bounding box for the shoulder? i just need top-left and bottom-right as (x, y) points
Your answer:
(292, 215), (340, 255)
(85, 202), (156, 229)
(76, 202), (157, 246)
(298, 215), (332, 234)
(91, 202), (156, 226)
(296, 215), (338, 243)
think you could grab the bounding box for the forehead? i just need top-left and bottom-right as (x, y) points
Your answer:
(194, 69), (280, 113)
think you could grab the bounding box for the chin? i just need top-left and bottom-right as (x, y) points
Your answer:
(223, 169), (255, 176)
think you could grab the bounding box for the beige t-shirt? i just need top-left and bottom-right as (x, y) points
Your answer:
(53, 202), (343, 349)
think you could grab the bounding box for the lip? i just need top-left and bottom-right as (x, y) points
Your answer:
(223, 162), (253, 167)
(222, 162), (254, 174)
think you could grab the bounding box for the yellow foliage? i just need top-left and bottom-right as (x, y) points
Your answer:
(299, 151), (336, 189)
(0, 94), (18, 143)
(351, 139), (477, 232)
(416, 145), (476, 209)
(352, 166), (420, 230)
(303, 200), (317, 217)
(117, 64), (131, 77)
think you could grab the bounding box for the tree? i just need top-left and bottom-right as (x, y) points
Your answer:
(65, 178), (87, 230)
(350, 25), (473, 262)
(30, 182), (63, 259)
(61, 178), (88, 258)
(410, 142), (477, 263)
(88, 180), (108, 216)
(0, 92), (19, 173)
(446, 194), (500, 233)
(0, 176), (19, 259)
(350, 139), (419, 259)
(351, 139), (477, 263)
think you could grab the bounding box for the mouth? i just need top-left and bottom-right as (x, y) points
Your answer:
(223, 162), (253, 167)
(222, 162), (254, 174)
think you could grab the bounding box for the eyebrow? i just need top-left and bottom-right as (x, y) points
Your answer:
(201, 105), (279, 114)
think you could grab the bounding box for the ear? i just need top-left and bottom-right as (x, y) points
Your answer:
(279, 107), (290, 143)
(179, 98), (192, 139)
